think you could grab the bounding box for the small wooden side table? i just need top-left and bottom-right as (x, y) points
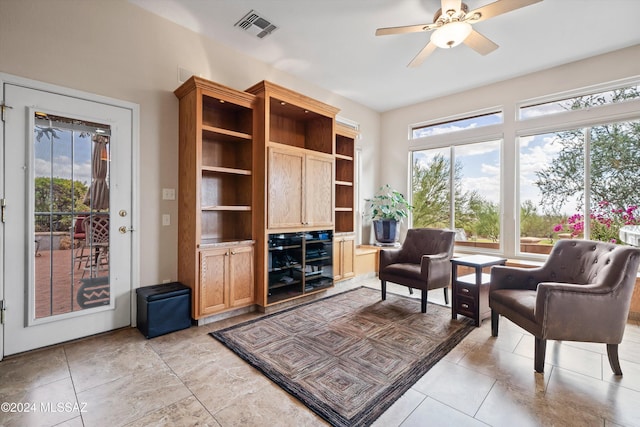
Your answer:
(451, 255), (507, 326)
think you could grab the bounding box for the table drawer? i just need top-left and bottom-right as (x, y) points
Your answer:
(456, 295), (476, 316)
(456, 282), (475, 297)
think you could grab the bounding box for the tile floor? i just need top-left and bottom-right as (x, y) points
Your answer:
(2, 277), (640, 427)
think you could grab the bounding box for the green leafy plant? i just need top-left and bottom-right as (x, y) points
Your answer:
(366, 184), (413, 222)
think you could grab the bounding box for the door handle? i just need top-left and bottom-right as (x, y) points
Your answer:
(119, 226), (134, 234)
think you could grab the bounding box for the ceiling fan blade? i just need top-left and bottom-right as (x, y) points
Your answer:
(466, 0), (542, 24)
(408, 41), (438, 68)
(463, 29), (498, 55)
(375, 23), (436, 36)
(441, 0), (462, 15)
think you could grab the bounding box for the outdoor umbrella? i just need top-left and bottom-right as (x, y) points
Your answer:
(83, 134), (109, 210)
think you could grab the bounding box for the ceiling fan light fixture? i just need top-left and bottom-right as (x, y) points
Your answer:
(430, 21), (472, 48)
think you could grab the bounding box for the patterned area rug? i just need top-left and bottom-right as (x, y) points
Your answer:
(211, 286), (474, 427)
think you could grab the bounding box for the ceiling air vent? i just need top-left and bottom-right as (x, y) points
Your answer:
(235, 10), (278, 39)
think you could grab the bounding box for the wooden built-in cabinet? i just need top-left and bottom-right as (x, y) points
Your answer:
(174, 77), (256, 319)
(199, 244), (254, 316)
(246, 81), (340, 306)
(267, 146), (333, 229)
(176, 77), (356, 313)
(334, 123), (358, 282)
(334, 233), (355, 281)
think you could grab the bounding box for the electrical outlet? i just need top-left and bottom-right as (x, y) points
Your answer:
(162, 188), (176, 200)
(162, 214), (171, 226)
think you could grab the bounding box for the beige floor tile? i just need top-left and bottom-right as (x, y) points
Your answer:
(66, 339), (167, 392)
(514, 336), (604, 379)
(400, 397), (488, 427)
(124, 396), (220, 427)
(546, 367), (640, 426)
(55, 416), (85, 427)
(184, 352), (272, 415)
(458, 341), (552, 393)
(155, 332), (231, 379)
(0, 377), (79, 427)
(603, 357), (640, 392)
(212, 381), (327, 427)
(77, 365), (191, 426)
(475, 381), (604, 427)
(372, 388), (425, 427)
(0, 346), (69, 398)
(411, 360), (495, 416)
(63, 327), (144, 363)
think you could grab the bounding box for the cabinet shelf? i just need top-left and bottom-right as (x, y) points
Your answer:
(335, 207), (353, 212)
(335, 153), (353, 161)
(335, 180), (353, 187)
(202, 125), (252, 142)
(202, 166), (252, 176)
(202, 205), (252, 211)
(269, 245), (302, 251)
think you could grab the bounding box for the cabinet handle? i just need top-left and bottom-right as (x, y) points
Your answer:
(461, 288), (469, 293)
(461, 303), (469, 309)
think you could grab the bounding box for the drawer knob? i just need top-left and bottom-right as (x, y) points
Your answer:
(462, 288), (470, 293)
(461, 303), (469, 309)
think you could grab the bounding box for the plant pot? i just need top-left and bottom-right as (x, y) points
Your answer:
(373, 219), (399, 245)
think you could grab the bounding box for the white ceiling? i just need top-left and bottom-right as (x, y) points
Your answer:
(130, 0), (640, 112)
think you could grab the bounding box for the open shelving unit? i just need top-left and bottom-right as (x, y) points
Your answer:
(175, 76), (256, 319)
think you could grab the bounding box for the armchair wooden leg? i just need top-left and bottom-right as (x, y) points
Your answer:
(421, 290), (427, 313)
(607, 344), (623, 375)
(381, 280), (387, 301)
(491, 310), (499, 337)
(534, 337), (546, 373)
(443, 287), (449, 305)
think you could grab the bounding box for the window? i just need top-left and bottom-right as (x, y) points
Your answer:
(412, 140), (501, 250)
(519, 119), (640, 253)
(519, 83), (640, 120)
(412, 111), (503, 138)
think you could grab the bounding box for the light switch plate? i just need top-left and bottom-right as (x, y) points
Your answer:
(162, 214), (171, 226)
(162, 188), (176, 200)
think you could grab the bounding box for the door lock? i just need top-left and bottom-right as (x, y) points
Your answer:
(119, 226), (134, 234)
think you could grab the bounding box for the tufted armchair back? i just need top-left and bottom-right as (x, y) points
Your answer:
(542, 239), (631, 286)
(394, 228), (455, 264)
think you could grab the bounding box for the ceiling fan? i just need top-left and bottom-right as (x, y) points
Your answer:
(375, 0), (542, 67)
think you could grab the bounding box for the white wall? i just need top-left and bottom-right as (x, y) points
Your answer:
(381, 44), (640, 252)
(0, 0), (381, 285)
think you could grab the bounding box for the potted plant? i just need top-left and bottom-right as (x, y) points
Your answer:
(366, 184), (413, 245)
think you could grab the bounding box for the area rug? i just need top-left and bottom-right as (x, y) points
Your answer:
(211, 286), (474, 427)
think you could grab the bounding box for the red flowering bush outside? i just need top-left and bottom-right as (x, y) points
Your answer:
(553, 201), (638, 243)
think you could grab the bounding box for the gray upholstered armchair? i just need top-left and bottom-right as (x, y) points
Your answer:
(490, 239), (640, 374)
(379, 228), (456, 313)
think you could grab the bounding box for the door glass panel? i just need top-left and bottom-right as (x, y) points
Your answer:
(33, 112), (111, 319)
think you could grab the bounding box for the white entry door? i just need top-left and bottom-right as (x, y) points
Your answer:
(1, 79), (135, 356)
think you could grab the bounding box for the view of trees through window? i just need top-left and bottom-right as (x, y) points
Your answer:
(520, 118), (640, 250)
(410, 84), (640, 255)
(412, 140), (501, 249)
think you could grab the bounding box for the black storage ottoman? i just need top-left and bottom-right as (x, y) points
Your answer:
(136, 282), (191, 338)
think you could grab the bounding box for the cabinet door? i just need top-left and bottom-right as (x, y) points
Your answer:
(268, 147), (304, 228)
(305, 153), (334, 227)
(199, 248), (229, 315)
(341, 235), (355, 280)
(229, 245), (255, 307)
(333, 234), (355, 281)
